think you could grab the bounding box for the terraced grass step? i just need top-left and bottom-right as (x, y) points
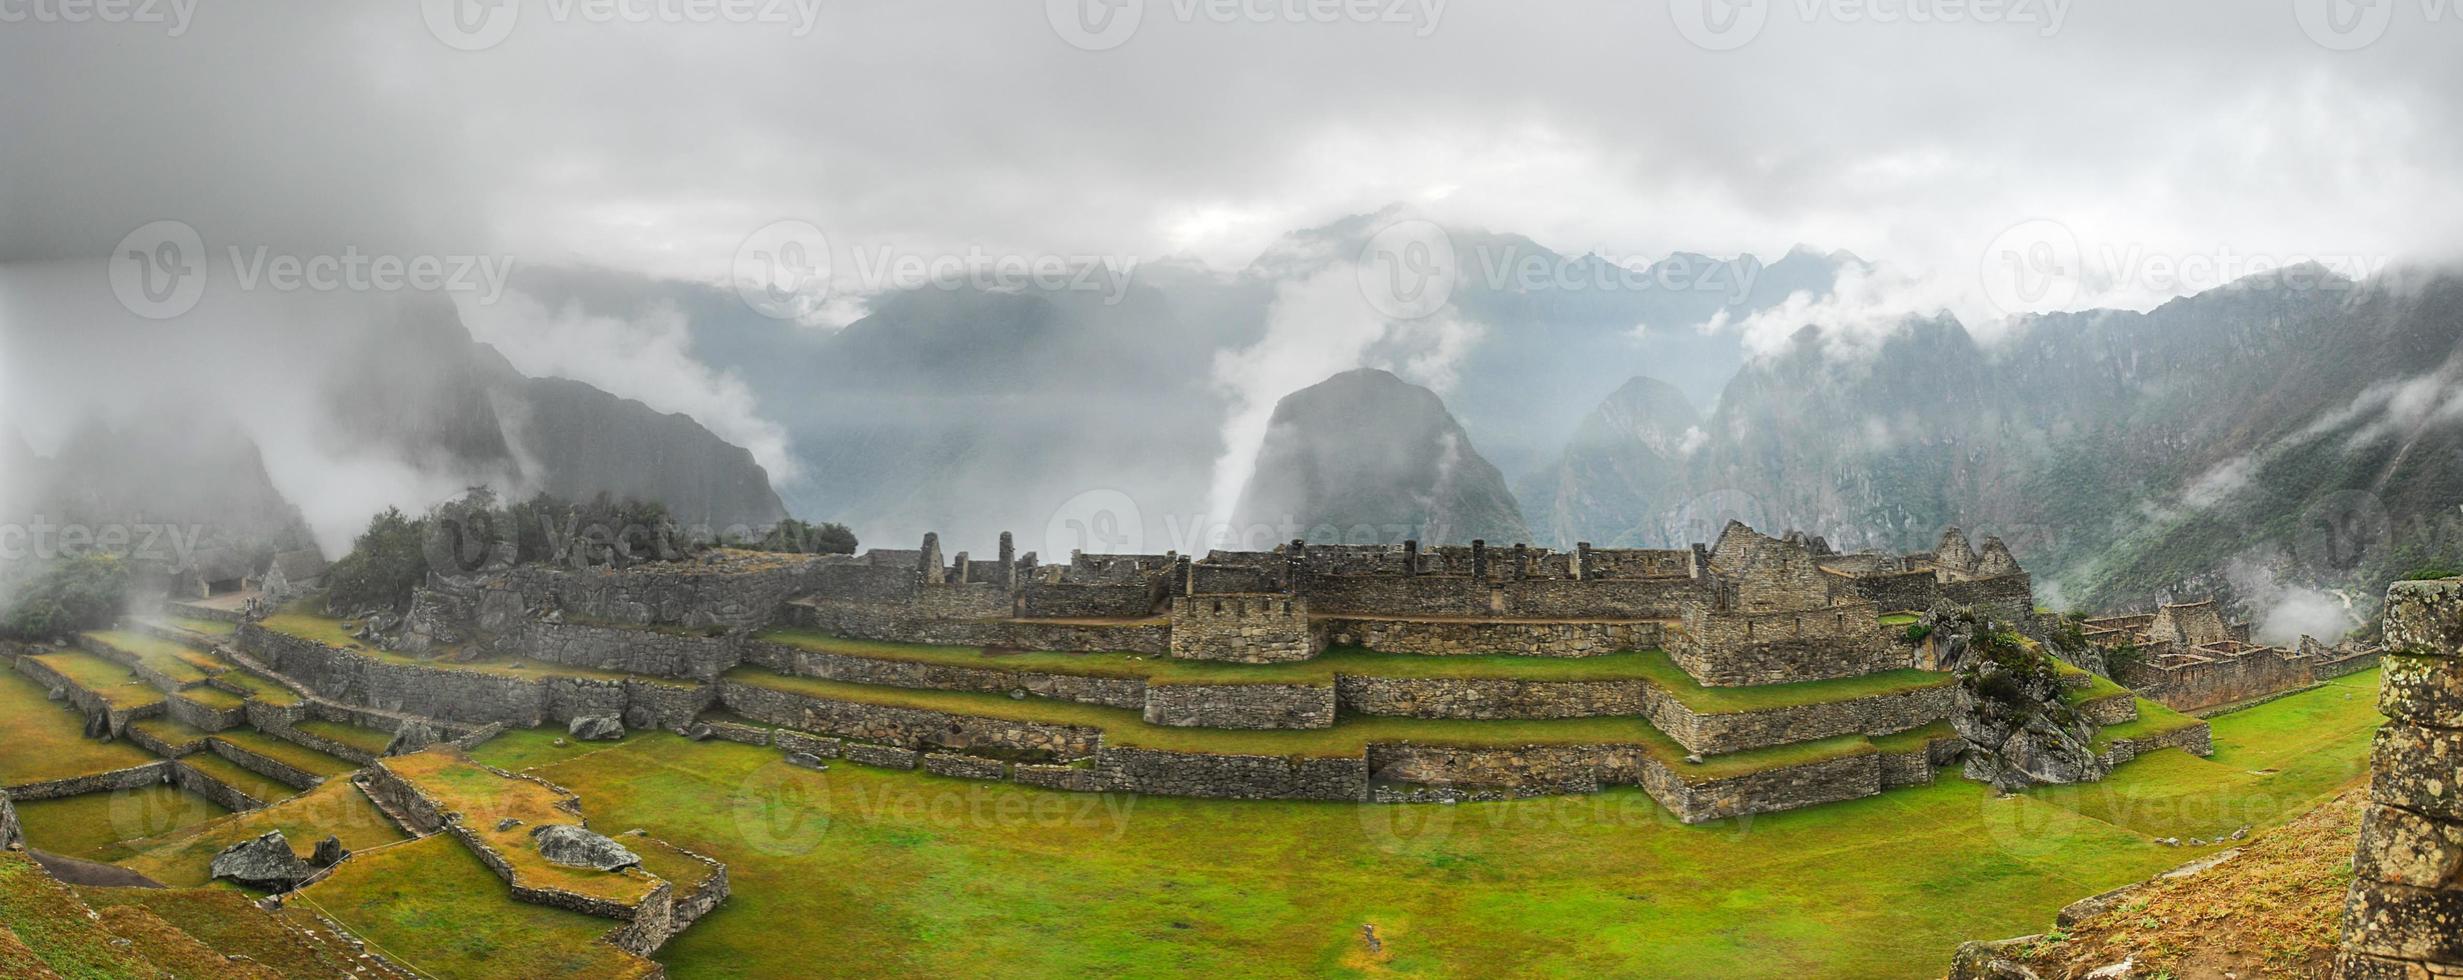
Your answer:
(758, 630), (1955, 714)
(0, 852), (168, 977)
(174, 685), (249, 713)
(297, 835), (664, 979)
(25, 649), (164, 712)
(211, 668), (302, 707)
(129, 716), (216, 755)
(211, 728), (362, 781)
(111, 780), (410, 889)
(2091, 698), (2209, 753)
(81, 630), (223, 688)
(292, 719), (395, 757)
(722, 666), (1887, 782)
(179, 750), (299, 806)
(0, 673), (161, 789)
(78, 886), (384, 977)
(376, 750), (668, 909)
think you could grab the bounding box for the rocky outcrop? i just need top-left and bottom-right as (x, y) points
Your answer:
(310, 835), (349, 868)
(2338, 577), (2463, 976)
(532, 825), (642, 873)
(1935, 609), (2108, 793)
(384, 720), (441, 757)
(0, 789), (20, 850)
(210, 830), (312, 892)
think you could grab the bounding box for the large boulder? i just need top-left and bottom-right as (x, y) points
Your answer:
(568, 715), (625, 742)
(384, 721), (441, 757)
(209, 831), (313, 892)
(1933, 606), (2110, 793)
(531, 824), (641, 873)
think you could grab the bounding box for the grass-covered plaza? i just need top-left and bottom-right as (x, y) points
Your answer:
(306, 667), (2388, 979)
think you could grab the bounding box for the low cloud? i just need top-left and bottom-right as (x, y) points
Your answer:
(2225, 555), (2356, 645)
(461, 291), (800, 484)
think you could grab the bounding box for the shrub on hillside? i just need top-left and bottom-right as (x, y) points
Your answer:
(0, 554), (129, 641)
(323, 508), (430, 613)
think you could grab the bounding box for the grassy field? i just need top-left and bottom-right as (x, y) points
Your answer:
(130, 715), (215, 754)
(0, 852), (161, 977)
(471, 669), (2384, 979)
(10, 785), (230, 861)
(114, 780), (409, 887)
(295, 836), (663, 979)
(79, 886), (375, 976)
(0, 671), (161, 787)
(214, 668), (303, 707)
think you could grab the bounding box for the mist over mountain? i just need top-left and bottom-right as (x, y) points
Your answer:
(1522, 376), (1703, 549)
(1538, 265), (2463, 626)
(503, 210), (1852, 554)
(1230, 368), (1529, 547)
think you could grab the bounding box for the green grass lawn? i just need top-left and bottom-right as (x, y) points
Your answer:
(82, 630), (222, 686)
(2088, 698), (2208, 752)
(491, 671), (2386, 979)
(292, 719), (395, 756)
(27, 650), (165, 711)
(0, 672), (162, 787)
(77, 886), (374, 976)
(212, 728), (363, 779)
(295, 836), (661, 979)
(115, 780), (409, 887)
(0, 852), (161, 977)
(9, 785), (229, 862)
(176, 685), (248, 712)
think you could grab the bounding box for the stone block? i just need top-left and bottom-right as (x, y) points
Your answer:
(2342, 877), (2463, 963)
(2383, 653), (2463, 730)
(2354, 803), (2463, 890)
(844, 743), (919, 770)
(2386, 578), (2463, 656)
(2370, 724), (2463, 823)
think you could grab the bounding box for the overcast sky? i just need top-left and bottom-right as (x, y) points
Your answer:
(6, 0), (2459, 319)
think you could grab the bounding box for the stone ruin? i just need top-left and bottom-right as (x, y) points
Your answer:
(2082, 598), (2383, 712)
(2336, 576), (2463, 977)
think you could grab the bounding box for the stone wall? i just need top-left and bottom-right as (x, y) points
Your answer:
(167, 693), (246, 733)
(1319, 618), (1662, 658)
(2094, 722), (2216, 768)
(239, 623), (713, 732)
(1825, 568), (1938, 613)
(513, 621), (742, 682)
(13, 655), (160, 737)
(492, 554), (827, 629)
(1139, 683), (1336, 729)
(1637, 683), (1955, 756)
(169, 759), (268, 812)
(1018, 581), (1158, 619)
(208, 738), (324, 792)
(2338, 578), (2463, 977)
(1168, 594), (1319, 663)
(786, 600), (1169, 654)
(3, 761), (174, 802)
(0, 788), (19, 850)
(1087, 746), (1370, 801)
(741, 640), (1145, 710)
(1334, 676), (1646, 720)
(1637, 750), (1884, 823)
(1670, 602), (1904, 687)
(715, 680), (1103, 757)
(2121, 647), (2316, 712)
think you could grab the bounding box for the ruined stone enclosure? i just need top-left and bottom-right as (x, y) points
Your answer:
(151, 520), (2195, 830)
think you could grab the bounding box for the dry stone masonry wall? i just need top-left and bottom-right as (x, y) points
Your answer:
(2338, 578), (2463, 977)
